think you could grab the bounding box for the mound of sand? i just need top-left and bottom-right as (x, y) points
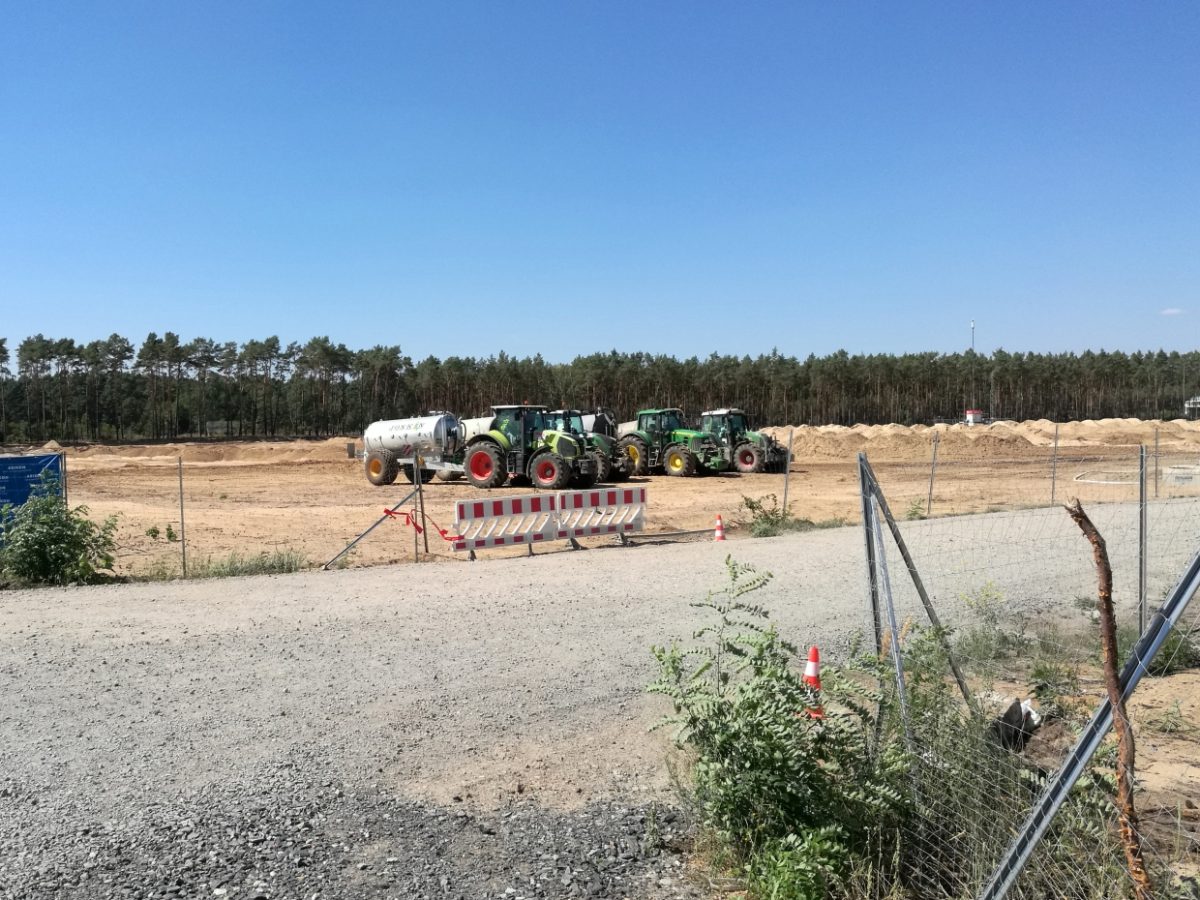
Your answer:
(762, 418), (1200, 462)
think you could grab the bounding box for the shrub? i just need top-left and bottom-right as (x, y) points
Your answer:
(741, 494), (844, 538)
(0, 479), (118, 585)
(648, 557), (910, 878)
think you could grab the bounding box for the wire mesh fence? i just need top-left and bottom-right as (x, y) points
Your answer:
(858, 451), (1200, 898)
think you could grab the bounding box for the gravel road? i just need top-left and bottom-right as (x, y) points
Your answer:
(3, 500), (1196, 899)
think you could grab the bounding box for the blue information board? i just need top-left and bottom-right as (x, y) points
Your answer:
(0, 454), (65, 508)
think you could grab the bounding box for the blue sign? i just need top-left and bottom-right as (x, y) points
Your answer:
(0, 454), (65, 508)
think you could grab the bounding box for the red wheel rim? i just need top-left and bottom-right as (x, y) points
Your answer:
(536, 459), (556, 484)
(739, 449), (755, 466)
(470, 451), (493, 479)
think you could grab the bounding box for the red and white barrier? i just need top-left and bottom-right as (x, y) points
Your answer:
(556, 487), (646, 540)
(451, 488), (646, 554)
(451, 494), (560, 552)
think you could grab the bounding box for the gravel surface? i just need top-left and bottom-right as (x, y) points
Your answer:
(3, 501), (1196, 898)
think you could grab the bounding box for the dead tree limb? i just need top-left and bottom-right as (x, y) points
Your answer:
(1065, 499), (1153, 900)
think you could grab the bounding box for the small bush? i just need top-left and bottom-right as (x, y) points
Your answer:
(1117, 622), (1200, 676)
(741, 494), (844, 538)
(904, 498), (925, 521)
(0, 479), (118, 585)
(189, 549), (307, 578)
(145, 525), (161, 540)
(165, 524), (178, 543)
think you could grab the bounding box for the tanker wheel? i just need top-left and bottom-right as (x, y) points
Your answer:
(465, 443), (507, 489)
(531, 453), (571, 490)
(735, 443), (765, 474)
(617, 436), (648, 476)
(435, 470), (463, 482)
(402, 465), (433, 484)
(365, 449), (400, 486)
(590, 450), (612, 483)
(664, 446), (697, 477)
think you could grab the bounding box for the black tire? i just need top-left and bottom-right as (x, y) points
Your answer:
(529, 452), (571, 490)
(617, 435), (649, 477)
(734, 443), (765, 474)
(402, 465), (437, 484)
(571, 465), (598, 489)
(435, 470), (463, 482)
(663, 445), (698, 477)
(590, 450), (612, 483)
(464, 443), (507, 489)
(365, 449), (399, 486)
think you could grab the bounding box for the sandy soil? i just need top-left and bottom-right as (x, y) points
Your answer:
(25, 416), (1199, 577)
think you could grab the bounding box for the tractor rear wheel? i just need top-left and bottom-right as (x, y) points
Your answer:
(735, 443), (765, 474)
(530, 453), (571, 490)
(465, 443), (507, 489)
(365, 449), (400, 486)
(590, 450), (612, 483)
(664, 446), (698, 477)
(617, 436), (649, 476)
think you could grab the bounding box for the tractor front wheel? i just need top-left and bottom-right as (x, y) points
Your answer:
(365, 449), (400, 486)
(590, 450), (612, 483)
(530, 453), (571, 490)
(465, 443), (508, 489)
(664, 446), (698, 477)
(735, 443), (765, 474)
(617, 436), (649, 477)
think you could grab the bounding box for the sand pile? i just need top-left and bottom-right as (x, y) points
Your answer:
(762, 418), (1200, 462)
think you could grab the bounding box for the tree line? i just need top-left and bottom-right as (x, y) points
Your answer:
(0, 333), (1197, 444)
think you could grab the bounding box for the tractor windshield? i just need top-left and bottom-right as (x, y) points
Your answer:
(662, 410), (684, 431)
(727, 414), (749, 436)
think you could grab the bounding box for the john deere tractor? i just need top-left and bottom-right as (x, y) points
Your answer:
(546, 409), (631, 484)
(462, 405), (594, 490)
(700, 408), (789, 473)
(616, 408), (732, 476)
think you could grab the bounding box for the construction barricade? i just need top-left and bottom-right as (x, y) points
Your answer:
(451, 487), (646, 557)
(555, 487), (646, 542)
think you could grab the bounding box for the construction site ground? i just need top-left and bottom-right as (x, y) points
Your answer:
(38, 417), (1200, 575)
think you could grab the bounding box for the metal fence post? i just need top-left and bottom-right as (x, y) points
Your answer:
(1154, 427), (1160, 499)
(177, 457), (187, 578)
(1049, 422), (1060, 505)
(781, 427), (794, 513)
(1139, 445), (1147, 634)
(925, 432), (939, 517)
(858, 452), (883, 654)
(870, 495), (915, 755)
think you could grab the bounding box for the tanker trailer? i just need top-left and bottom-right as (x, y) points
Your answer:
(362, 413), (465, 486)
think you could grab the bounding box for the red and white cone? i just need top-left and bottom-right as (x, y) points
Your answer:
(714, 514), (726, 542)
(803, 645), (825, 719)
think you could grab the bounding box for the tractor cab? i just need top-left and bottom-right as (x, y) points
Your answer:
(701, 409), (751, 443)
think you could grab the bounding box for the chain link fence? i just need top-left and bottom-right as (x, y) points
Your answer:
(858, 448), (1200, 898)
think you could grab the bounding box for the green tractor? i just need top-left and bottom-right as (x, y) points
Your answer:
(700, 408), (789, 473)
(545, 408), (631, 484)
(462, 405), (594, 490)
(616, 408), (732, 477)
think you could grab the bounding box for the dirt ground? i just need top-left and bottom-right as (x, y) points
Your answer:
(35, 416), (1200, 576)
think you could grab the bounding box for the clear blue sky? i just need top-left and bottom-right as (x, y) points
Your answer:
(2, 3), (1197, 362)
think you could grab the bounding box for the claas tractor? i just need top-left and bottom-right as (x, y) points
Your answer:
(545, 409), (631, 484)
(462, 405), (594, 490)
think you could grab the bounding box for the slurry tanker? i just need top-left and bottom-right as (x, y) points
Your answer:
(361, 406), (594, 490)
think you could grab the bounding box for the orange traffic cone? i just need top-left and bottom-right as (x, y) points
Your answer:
(714, 514), (726, 542)
(804, 645), (825, 719)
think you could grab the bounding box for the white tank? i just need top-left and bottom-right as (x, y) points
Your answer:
(459, 415), (496, 443)
(363, 414), (461, 457)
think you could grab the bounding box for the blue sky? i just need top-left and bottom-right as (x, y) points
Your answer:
(2, 3), (1197, 362)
